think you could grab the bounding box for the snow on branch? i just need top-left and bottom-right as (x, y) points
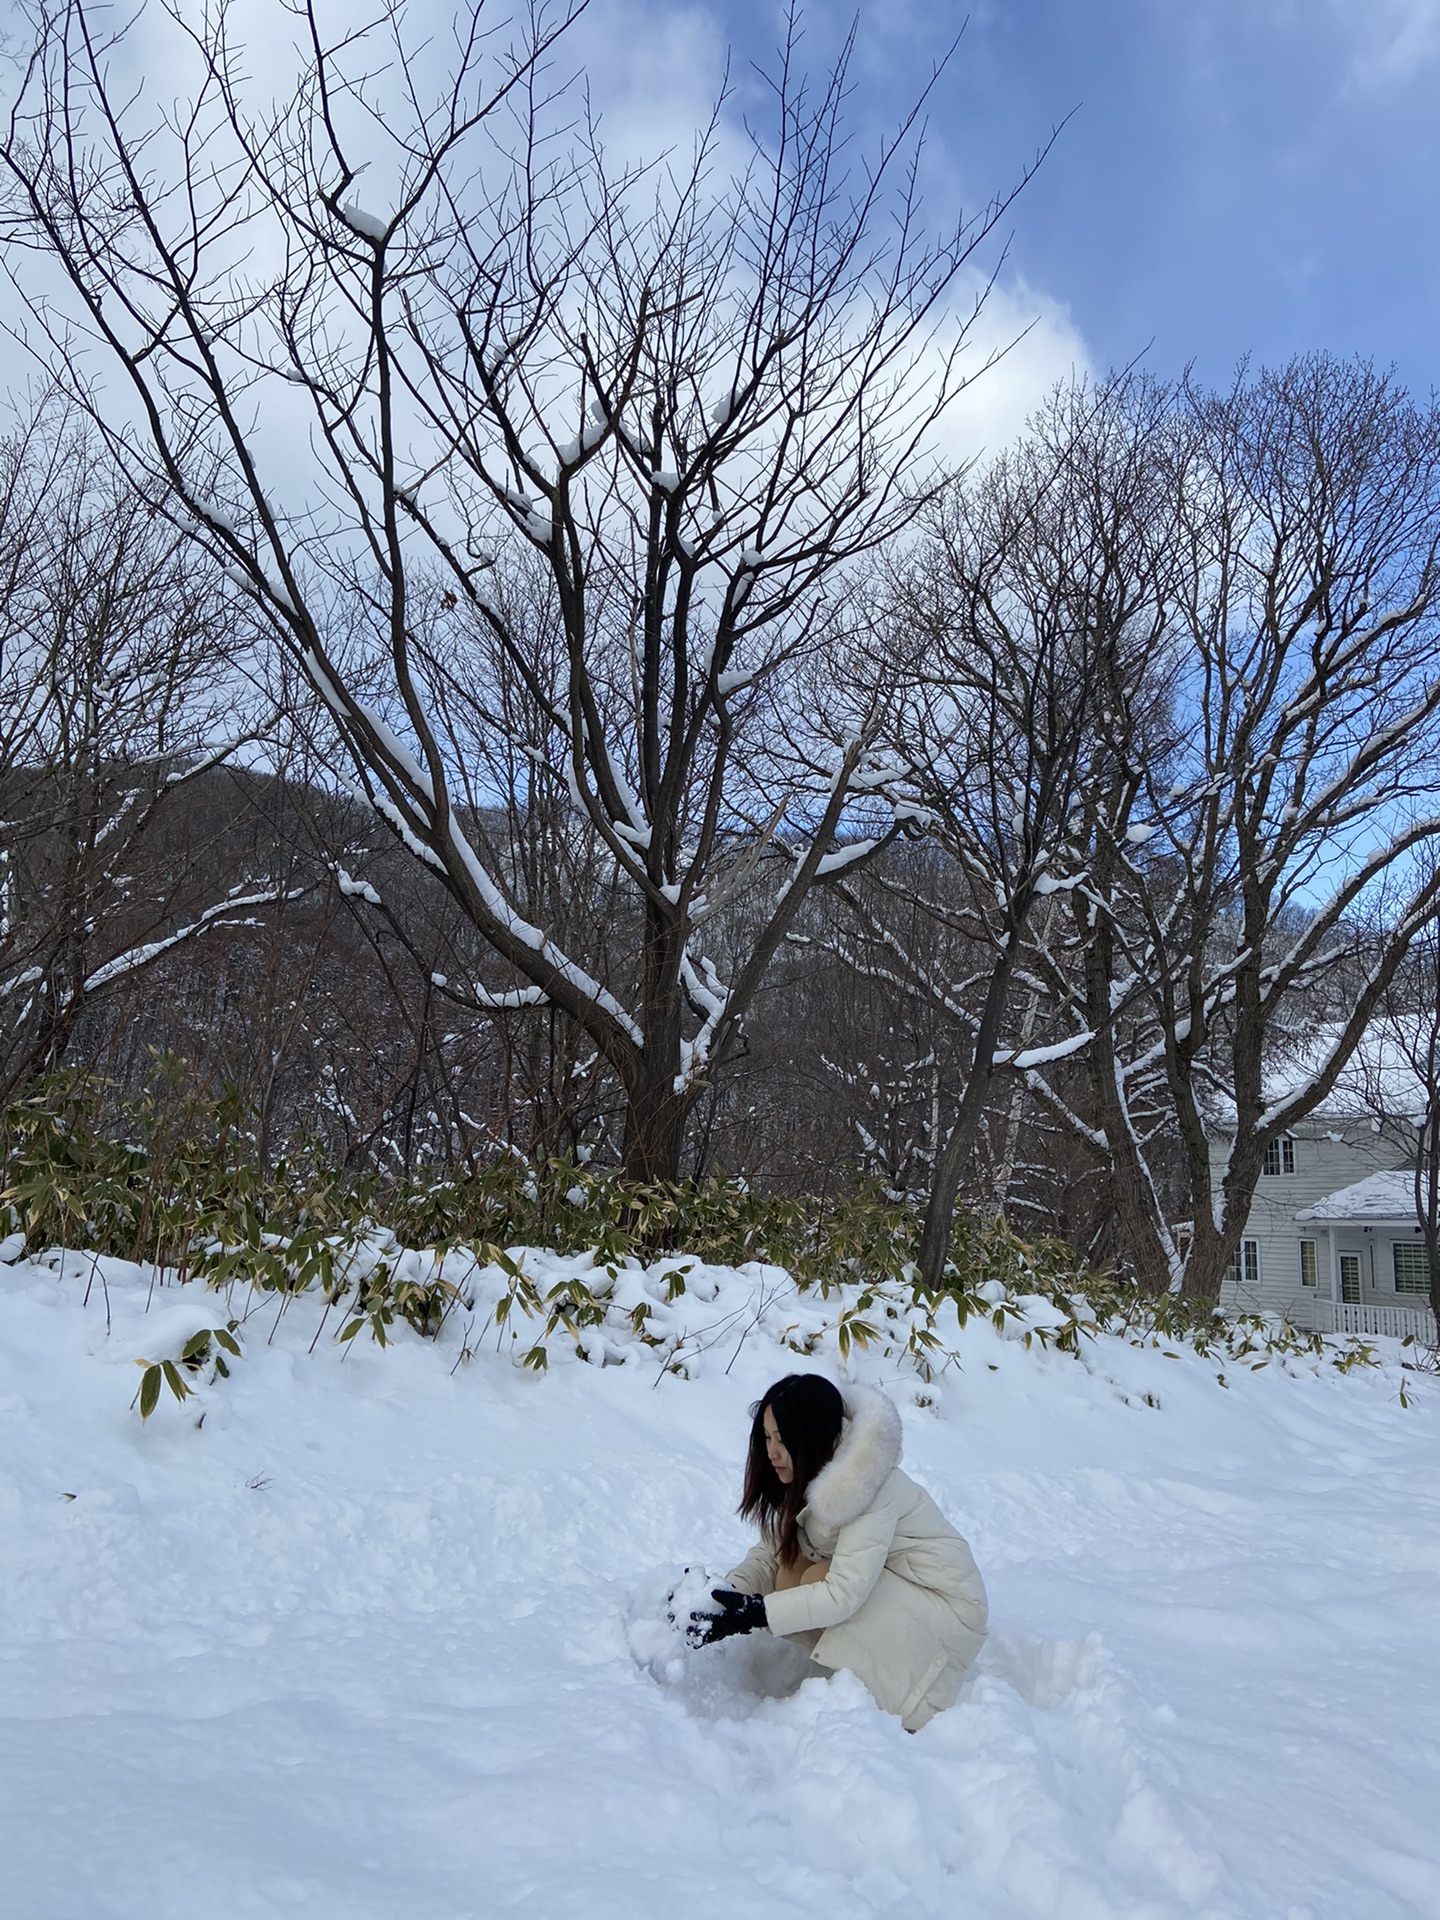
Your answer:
(775, 833), (882, 905)
(356, 702), (436, 801)
(370, 795), (446, 871)
(177, 485), (242, 537)
(1032, 870), (1086, 896)
(304, 649), (347, 718)
(444, 820), (643, 1047)
(1019, 1069), (1109, 1153)
(81, 886), (304, 993)
(815, 838), (878, 877)
(469, 984), (547, 1012)
(1256, 812), (1440, 1001)
(601, 746), (651, 846)
(333, 868), (382, 907)
(993, 1030), (1095, 1072)
(675, 949), (733, 1094)
(163, 733), (254, 787)
(338, 201), (389, 244)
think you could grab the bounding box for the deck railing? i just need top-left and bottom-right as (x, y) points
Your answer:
(1314, 1299), (1437, 1344)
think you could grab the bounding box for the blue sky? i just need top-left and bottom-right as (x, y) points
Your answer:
(9, 0), (1436, 454)
(646, 0), (1440, 396)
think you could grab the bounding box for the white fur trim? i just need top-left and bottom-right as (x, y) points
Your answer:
(803, 1383), (903, 1531)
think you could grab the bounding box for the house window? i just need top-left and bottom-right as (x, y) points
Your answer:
(1226, 1239), (1260, 1292)
(1299, 1240), (1317, 1287)
(1339, 1254), (1361, 1303)
(1393, 1243), (1433, 1296)
(1263, 1137), (1295, 1176)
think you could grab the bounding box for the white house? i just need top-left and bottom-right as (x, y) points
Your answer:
(1210, 1033), (1437, 1342)
(1292, 1167), (1436, 1338)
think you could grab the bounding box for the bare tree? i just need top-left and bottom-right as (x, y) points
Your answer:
(1405, 927), (1440, 1334)
(1, 0), (1043, 1180)
(817, 376), (1180, 1287)
(0, 397), (287, 1103)
(1021, 356), (1440, 1298)
(1367, 912), (1440, 1330)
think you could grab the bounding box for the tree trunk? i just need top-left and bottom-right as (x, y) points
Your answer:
(1076, 885), (1174, 1296)
(1089, 1042), (1175, 1293)
(1419, 1110), (1440, 1333)
(916, 940), (1025, 1291)
(1180, 1128), (1268, 1304)
(619, 1066), (695, 1185)
(916, 1097), (985, 1289)
(1181, 1214), (1236, 1306)
(615, 895), (696, 1184)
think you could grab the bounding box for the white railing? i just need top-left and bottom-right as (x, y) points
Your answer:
(1316, 1299), (1437, 1343)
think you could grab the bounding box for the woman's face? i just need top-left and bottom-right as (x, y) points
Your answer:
(763, 1404), (793, 1485)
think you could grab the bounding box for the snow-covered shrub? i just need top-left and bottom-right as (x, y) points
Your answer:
(133, 1324), (242, 1419)
(0, 1077), (1392, 1398)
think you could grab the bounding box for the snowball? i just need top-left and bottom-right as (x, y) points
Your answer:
(665, 1564), (719, 1628)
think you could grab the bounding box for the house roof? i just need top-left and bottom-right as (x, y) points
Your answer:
(1294, 1167), (1419, 1223)
(1275, 1025), (1430, 1122)
(1207, 1021), (1431, 1132)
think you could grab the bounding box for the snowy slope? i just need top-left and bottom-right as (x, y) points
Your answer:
(1, 1250), (1438, 1920)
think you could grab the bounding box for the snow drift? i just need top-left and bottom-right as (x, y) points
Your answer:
(1, 1244), (1438, 1919)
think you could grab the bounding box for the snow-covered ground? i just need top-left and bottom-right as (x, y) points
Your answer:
(2, 1246), (1438, 1920)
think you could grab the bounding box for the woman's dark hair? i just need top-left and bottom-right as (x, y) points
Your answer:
(739, 1373), (845, 1567)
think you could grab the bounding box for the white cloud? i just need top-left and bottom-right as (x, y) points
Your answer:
(925, 274), (1094, 470)
(0, 0), (1090, 490)
(1307, 0), (1440, 88)
(569, 0), (743, 174)
(562, 0), (1092, 466)
(1342, 0), (1440, 83)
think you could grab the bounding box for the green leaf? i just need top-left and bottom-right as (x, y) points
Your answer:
(180, 1331), (211, 1362)
(338, 1318), (364, 1342)
(138, 1365), (162, 1420)
(214, 1328), (241, 1357)
(162, 1360), (191, 1403)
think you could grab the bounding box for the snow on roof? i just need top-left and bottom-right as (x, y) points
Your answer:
(1208, 1020), (1431, 1131)
(1282, 1023), (1430, 1120)
(1295, 1166), (1419, 1223)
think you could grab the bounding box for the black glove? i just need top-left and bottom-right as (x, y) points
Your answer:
(686, 1587), (767, 1647)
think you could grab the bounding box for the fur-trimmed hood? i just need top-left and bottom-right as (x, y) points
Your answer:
(802, 1383), (903, 1531)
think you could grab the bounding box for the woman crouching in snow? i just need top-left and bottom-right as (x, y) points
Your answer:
(686, 1374), (988, 1732)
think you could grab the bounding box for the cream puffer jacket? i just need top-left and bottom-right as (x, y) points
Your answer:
(724, 1384), (988, 1732)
